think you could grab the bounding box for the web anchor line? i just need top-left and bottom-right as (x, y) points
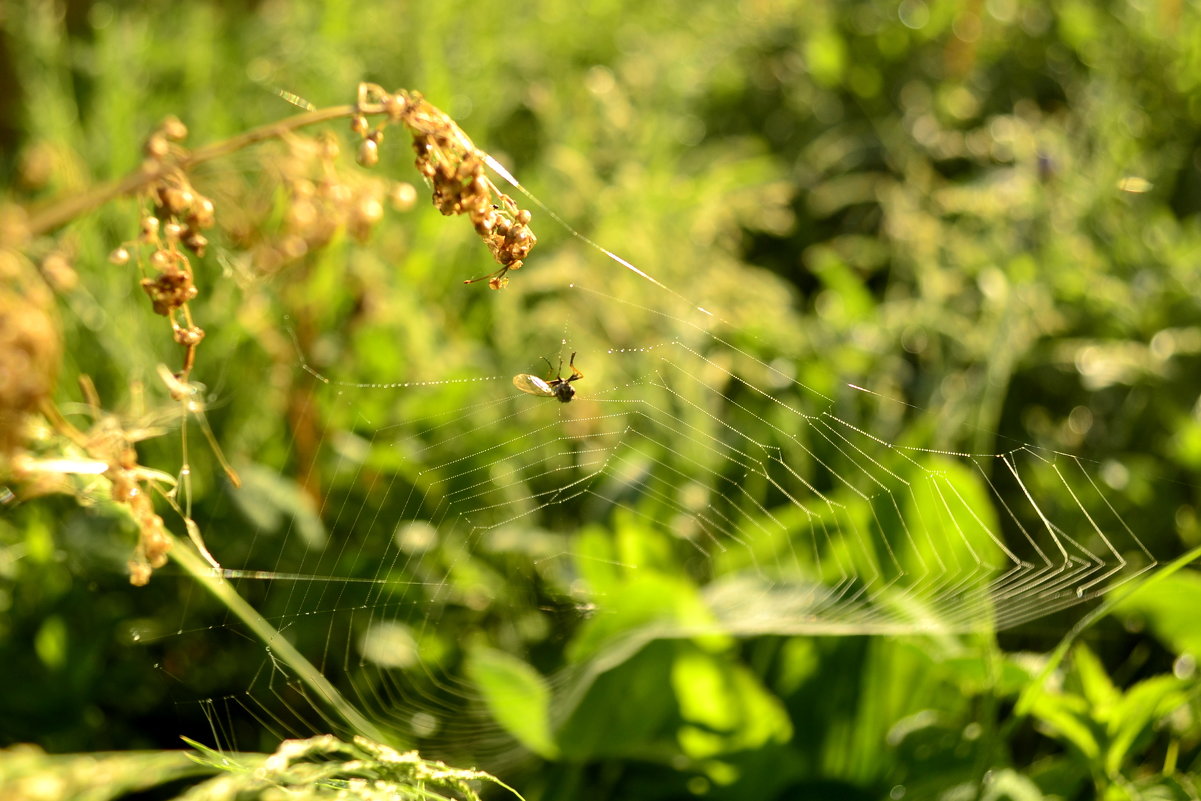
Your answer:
(482, 153), (716, 318)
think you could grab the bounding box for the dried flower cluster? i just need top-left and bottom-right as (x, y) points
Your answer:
(107, 436), (172, 587)
(108, 116), (215, 379)
(0, 246), (60, 461)
(11, 83), (534, 587)
(352, 83), (538, 289)
(188, 733), (504, 801)
(226, 133), (407, 278)
(13, 376), (179, 585)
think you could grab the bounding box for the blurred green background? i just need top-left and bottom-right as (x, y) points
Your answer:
(4, 1), (1201, 799)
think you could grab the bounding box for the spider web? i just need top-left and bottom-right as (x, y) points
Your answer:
(154, 170), (1157, 765)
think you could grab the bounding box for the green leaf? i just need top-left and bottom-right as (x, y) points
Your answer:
(939, 653), (1037, 698)
(804, 28), (847, 89)
(671, 645), (792, 759)
(1105, 675), (1189, 776)
(230, 462), (327, 549)
(885, 456), (1004, 629)
(34, 615), (67, 670)
(1114, 570), (1201, 657)
(555, 640), (681, 761)
(466, 646), (558, 759)
(1073, 644), (1120, 713)
(1028, 689), (1101, 761)
(979, 768), (1048, 801)
(567, 570), (719, 664)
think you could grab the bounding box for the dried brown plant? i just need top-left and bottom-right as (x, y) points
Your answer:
(5, 83), (532, 584)
(352, 83), (538, 289)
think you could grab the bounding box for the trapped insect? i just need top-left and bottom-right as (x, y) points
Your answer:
(513, 352), (584, 403)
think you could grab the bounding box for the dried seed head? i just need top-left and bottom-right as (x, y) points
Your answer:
(183, 231), (207, 256)
(390, 90), (538, 286)
(161, 115), (188, 141)
(0, 256), (60, 457)
(287, 198), (317, 230)
(347, 185), (388, 241)
(41, 252), (77, 291)
(351, 115), (369, 136)
(140, 216), (160, 241)
(281, 235), (308, 260)
(323, 182), (352, 205)
(383, 92), (408, 120)
(129, 561), (152, 587)
(389, 182), (418, 211)
(140, 267), (197, 315)
(173, 325), (206, 346)
(109, 247), (131, 266)
(357, 138), (380, 167)
(290, 180), (315, 199)
(357, 196), (384, 226)
(16, 143), (55, 191)
(144, 133), (170, 159)
(163, 221), (183, 241)
(149, 249), (172, 270)
(160, 186), (194, 216)
(189, 196), (215, 229)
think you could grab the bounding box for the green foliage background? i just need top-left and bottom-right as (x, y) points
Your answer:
(3, 1), (1201, 799)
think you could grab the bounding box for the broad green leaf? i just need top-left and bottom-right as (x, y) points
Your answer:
(466, 646), (558, 759)
(1116, 774), (1201, 801)
(567, 571), (720, 664)
(979, 768), (1047, 801)
(1028, 690), (1101, 761)
(804, 28), (847, 89)
(230, 462), (327, 549)
(1114, 570), (1201, 657)
(1073, 644), (1120, 713)
(34, 615), (67, 670)
(903, 456), (1003, 572)
(1105, 675), (1190, 777)
(555, 640), (681, 760)
(940, 653), (1037, 698)
(671, 644), (792, 759)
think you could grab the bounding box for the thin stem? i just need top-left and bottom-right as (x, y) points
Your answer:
(1013, 545), (1201, 719)
(27, 103), (385, 237)
(168, 530), (390, 745)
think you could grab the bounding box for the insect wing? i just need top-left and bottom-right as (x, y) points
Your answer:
(513, 373), (555, 397)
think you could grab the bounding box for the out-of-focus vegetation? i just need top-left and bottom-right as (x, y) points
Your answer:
(3, 1), (1201, 800)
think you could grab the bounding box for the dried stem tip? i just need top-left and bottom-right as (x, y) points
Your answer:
(354, 83), (538, 288)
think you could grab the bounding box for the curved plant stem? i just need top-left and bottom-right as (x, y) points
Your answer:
(168, 529), (389, 745)
(26, 104), (381, 237)
(1014, 545), (1201, 717)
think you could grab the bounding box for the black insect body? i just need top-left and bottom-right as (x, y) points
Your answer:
(513, 352), (584, 403)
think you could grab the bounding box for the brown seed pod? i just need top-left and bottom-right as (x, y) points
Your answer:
(144, 134), (170, 159)
(161, 115), (188, 141)
(183, 231), (207, 256)
(189, 196), (216, 229)
(357, 138), (380, 167)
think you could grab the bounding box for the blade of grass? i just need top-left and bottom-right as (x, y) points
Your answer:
(168, 530), (389, 745)
(1014, 545), (1201, 719)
